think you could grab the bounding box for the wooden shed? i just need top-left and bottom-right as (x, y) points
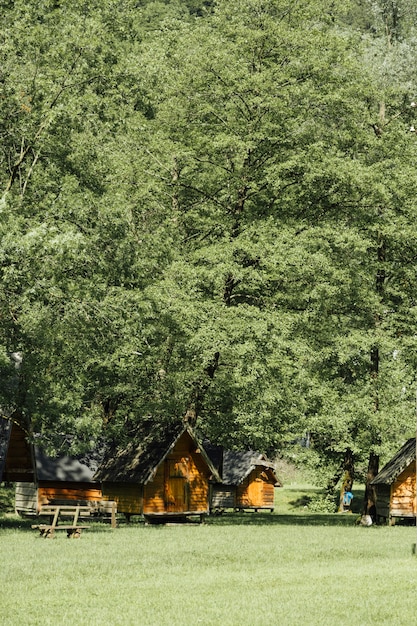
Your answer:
(95, 423), (220, 522)
(371, 438), (416, 525)
(209, 448), (281, 512)
(15, 448), (102, 515)
(0, 415), (102, 514)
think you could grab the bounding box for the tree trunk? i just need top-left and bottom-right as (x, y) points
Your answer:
(362, 451), (379, 522)
(183, 351), (220, 426)
(361, 228), (384, 522)
(338, 448), (354, 512)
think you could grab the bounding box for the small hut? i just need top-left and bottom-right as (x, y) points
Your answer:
(0, 416), (102, 514)
(15, 448), (102, 515)
(209, 449), (281, 512)
(371, 438), (416, 525)
(95, 423), (221, 522)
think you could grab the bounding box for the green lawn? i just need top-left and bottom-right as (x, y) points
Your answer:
(1, 484), (417, 626)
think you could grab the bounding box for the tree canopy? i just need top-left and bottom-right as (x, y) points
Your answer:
(1, 0), (417, 495)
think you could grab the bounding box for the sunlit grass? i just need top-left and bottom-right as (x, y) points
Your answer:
(1, 504), (417, 626)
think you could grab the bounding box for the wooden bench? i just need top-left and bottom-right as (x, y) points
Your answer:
(234, 506), (274, 513)
(88, 500), (118, 528)
(32, 505), (91, 538)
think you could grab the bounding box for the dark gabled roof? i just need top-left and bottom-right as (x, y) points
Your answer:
(35, 447), (99, 483)
(202, 441), (223, 475)
(219, 449), (281, 486)
(0, 412), (100, 484)
(95, 423), (221, 484)
(371, 438), (416, 486)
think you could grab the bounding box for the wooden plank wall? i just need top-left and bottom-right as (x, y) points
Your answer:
(143, 464), (165, 513)
(15, 482), (37, 514)
(16, 482), (103, 514)
(211, 486), (236, 509)
(101, 483), (143, 514)
(374, 484), (391, 520)
(262, 481), (275, 507)
(101, 432), (212, 516)
(188, 444), (210, 512)
(391, 462), (416, 518)
(38, 482), (102, 508)
(236, 469), (275, 508)
(143, 432), (210, 514)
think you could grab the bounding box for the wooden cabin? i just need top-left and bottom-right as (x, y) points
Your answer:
(0, 415), (102, 514)
(15, 448), (102, 515)
(95, 424), (221, 522)
(371, 438), (416, 525)
(209, 448), (281, 512)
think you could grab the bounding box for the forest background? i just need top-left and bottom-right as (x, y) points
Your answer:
(2, 0), (417, 509)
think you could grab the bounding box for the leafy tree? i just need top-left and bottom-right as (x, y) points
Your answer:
(0, 0), (169, 450)
(338, 0), (417, 516)
(2, 0), (417, 497)
(131, 0), (397, 457)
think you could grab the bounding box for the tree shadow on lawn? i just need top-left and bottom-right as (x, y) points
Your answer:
(285, 487), (364, 516)
(205, 485), (365, 527)
(0, 514), (34, 531)
(1, 511), (360, 531)
(0, 514), (131, 533)
(206, 511), (359, 526)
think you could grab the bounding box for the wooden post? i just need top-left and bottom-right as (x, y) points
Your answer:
(111, 501), (117, 529)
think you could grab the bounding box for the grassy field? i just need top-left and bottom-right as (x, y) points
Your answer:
(1, 483), (417, 626)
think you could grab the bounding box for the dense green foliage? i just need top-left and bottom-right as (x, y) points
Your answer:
(2, 0), (417, 489)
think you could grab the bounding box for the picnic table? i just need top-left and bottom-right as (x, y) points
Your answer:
(31, 504), (91, 538)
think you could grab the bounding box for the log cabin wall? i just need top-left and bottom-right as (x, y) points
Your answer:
(261, 473), (275, 508)
(374, 484), (391, 521)
(237, 471), (258, 507)
(38, 482), (102, 508)
(143, 463), (165, 513)
(101, 483), (143, 515)
(143, 431), (210, 514)
(236, 468), (275, 508)
(15, 481), (103, 514)
(15, 482), (37, 514)
(390, 461), (416, 519)
(210, 485), (236, 510)
(188, 444), (211, 512)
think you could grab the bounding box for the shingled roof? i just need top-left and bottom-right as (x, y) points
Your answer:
(221, 450), (280, 486)
(95, 423), (221, 484)
(0, 412), (102, 484)
(34, 447), (99, 483)
(371, 438), (416, 486)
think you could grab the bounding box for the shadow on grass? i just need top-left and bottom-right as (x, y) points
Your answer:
(0, 514), (140, 533)
(278, 485), (364, 517)
(0, 515), (34, 531)
(0, 511), (360, 531)
(205, 511), (359, 527)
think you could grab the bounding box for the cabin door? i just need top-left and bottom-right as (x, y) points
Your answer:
(249, 477), (264, 507)
(165, 457), (190, 512)
(247, 472), (271, 507)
